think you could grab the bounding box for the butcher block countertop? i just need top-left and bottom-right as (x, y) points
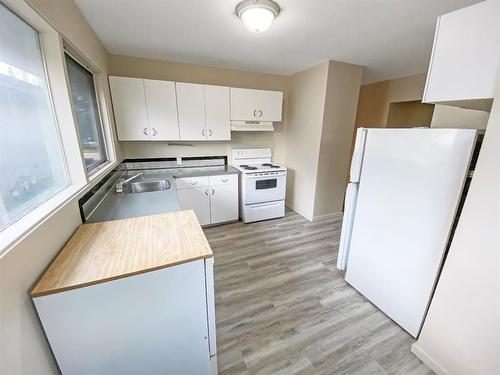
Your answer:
(31, 210), (213, 298)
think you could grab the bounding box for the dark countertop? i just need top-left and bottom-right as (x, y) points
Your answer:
(86, 165), (239, 223)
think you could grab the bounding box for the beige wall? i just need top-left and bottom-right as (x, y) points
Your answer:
(354, 73), (427, 128)
(313, 62), (362, 217)
(108, 54), (289, 160)
(280, 62), (329, 220)
(412, 62), (500, 374)
(386, 101), (435, 128)
(0, 1), (118, 374)
(279, 60), (362, 220)
(431, 104), (489, 130)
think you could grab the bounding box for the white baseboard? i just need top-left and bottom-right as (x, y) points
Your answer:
(411, 342), (448, 375)
(313, 211), (343, 221)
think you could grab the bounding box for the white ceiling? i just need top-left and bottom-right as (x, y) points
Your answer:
(74, 0), (481, 83)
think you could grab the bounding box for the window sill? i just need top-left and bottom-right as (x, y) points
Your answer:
(88, 161), (117, 183)
(0, 161), (118, 258)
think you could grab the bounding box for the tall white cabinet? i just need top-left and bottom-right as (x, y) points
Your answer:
(176, 83), (231, 141)
(423, 0), (500, 109)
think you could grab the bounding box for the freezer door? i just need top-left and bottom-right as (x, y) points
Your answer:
(337, 183), (359, 270)
(350, 127), (368, 183)
(345, 128), (476, 337)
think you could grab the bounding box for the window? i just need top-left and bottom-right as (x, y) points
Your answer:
(0, 4), (69, 231)
(65, 54), (108, 174)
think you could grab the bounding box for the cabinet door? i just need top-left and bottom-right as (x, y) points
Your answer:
(210, 184), (238, 224)
(109, 76), (149, 140)
(177, 187), (211, 226)
(423, 0), (500, 105)
(230, 88), (283, 122)
(33, 261), (211, 374)
(176, 82), (206, 140)
(204, 85), (230, 141)
(144, 79), (179, 140)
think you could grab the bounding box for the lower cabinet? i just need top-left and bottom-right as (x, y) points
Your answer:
(33, 259), (217, 374)
(210, 184), (239, 224)
(176, 187), (211, 226)
(176, 174), (238, 226)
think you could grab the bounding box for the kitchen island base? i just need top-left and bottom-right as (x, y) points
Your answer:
(33, 259), (217, 374)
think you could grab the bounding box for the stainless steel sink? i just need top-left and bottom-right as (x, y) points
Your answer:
(124, 179), (170, 194)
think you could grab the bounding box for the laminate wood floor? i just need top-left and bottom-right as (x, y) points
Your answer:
(203, 210), (433, 375)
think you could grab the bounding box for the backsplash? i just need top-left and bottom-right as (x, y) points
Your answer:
(124, 156), (227, 170)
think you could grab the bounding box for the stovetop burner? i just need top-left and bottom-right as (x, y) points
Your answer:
(262, 163), (280, 168)
(241, 165), (257, 170)
(236, 162), (285, 172)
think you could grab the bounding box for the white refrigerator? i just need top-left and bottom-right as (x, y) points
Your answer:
(338, 128), (477, 337)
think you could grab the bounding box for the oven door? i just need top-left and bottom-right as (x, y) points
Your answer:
(244, 173), (286, 205)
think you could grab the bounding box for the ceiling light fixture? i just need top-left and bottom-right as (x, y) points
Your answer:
(236, 0), (280, 33)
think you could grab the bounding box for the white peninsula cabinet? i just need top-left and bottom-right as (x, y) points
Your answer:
(230, 87), (283, 121)
(176, 83), (231, 141)
(423, 0), (500, 110)
(176, 174), (238, 226)
(109, 76), (179, 140)
(31, 211), (218, 375)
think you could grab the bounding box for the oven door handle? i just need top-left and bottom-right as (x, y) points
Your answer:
(246, 174), (285, 179)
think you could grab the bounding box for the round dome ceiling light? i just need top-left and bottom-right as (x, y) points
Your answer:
(236, 0), (280, 33)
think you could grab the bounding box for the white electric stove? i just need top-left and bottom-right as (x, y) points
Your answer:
(232, 148), (287, 223)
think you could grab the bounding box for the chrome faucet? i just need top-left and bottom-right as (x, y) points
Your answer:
(115, 173), (144, 193)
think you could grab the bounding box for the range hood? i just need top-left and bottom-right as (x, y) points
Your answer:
(231, 120), (274, 131)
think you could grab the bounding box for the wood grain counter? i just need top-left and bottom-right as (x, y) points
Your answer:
(31, 210), (213, 297)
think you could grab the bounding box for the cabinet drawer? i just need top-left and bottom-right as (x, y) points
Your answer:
(209, 174), (238, 186)
(175, 176), (210, 189)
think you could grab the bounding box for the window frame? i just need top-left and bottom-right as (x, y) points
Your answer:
(64, 50), (110, 175)
(0, 2), (71, 232)
(0, 0), (118, 256)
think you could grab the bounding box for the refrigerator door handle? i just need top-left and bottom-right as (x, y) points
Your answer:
(337, 183), (359, 270)
(350, 128), (368, 183)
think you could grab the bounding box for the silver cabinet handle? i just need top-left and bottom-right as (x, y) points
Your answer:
(202, 129), (206, 136)
(253, 109), (257, 117)
(152, 128), (158, 136)
(258, 109), (263, 117)
(208, 129), (212, 136)
(205, 189), (209, 196)
(221, 178), (228, 183)
(211, 188), (215, 195)
(191, 181), (198, 185)
(143, 127), (148, 136)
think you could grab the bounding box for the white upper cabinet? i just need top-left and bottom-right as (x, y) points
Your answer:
(144, 79), (180, 140)
(109, 77), (149, 140)
(230, 88), (283, 122)
(205, 85), (230, 140)
(176, 82), (231, 141)
(423, 0), (500, 109)
(176, 82), (206, 141)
